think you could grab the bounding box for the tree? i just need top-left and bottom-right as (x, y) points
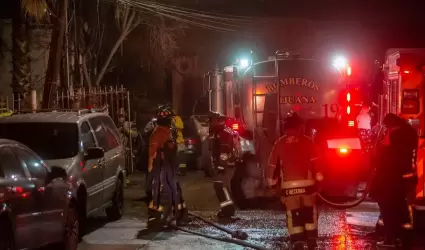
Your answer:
(11, 0), (33, 104)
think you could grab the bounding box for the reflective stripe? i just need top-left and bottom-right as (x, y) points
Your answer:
(408, 205), (414, 225)
(403, 172), (417, 178)
(179, 164), (187, 169)
(287, 210), (304, 235)
(378, 219), (384, 226)
(268, 178), (278, 186)
(220, 200), (233, 208)
(305, 223), (317, 231)
(402, 223), (413, 230)
(282, 180), (315, 189)
(223, 188), (231, 201)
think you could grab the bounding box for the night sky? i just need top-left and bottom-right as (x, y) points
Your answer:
(1, 0), (425, 59)
(190, 0), (425, 57)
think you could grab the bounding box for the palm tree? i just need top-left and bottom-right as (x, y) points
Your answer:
(11, 0), (49, 108)
(11, 0), (32, 104)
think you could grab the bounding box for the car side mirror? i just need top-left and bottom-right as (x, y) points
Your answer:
(84, 147), (105, 161)
(46, 166), (67, 184)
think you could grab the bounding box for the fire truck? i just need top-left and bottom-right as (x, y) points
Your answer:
(203, 50), (369, 207)
(379, 48), (425, 219)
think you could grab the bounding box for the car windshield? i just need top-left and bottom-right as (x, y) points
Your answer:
(0, 123), (79, 160)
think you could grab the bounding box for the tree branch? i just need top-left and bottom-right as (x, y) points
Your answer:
(82, 56), (92, 88)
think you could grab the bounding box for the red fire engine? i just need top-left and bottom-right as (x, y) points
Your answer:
(380, 48), (425, 215)
(204, 50), (369, 207)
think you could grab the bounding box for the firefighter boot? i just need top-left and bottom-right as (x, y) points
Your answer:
(303, 206), (318, 250)
(147, 207), (166, 230)
(175, 183), (190, 226)
(176, 205), (190, 226)
(213, 181), (235, 218)
(291, 241), (305, 250)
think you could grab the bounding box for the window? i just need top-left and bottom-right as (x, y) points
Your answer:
(81, 121), (96, 151)
(15, 148), (47, 180)
(0, 148), (26, 179)
(89, 116), (118, 151)
(101, 117), (120, 148)
(0, 123), (79, 160)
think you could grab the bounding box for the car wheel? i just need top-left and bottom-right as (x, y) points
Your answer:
(0, 217), (16, 250)
(106, 177), (124, 221)
(61, 203), (79, 250)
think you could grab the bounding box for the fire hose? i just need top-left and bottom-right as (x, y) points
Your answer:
(170, 212), (270, 250)
(316, 126), (383, 209)
(316, 173), (374, 209)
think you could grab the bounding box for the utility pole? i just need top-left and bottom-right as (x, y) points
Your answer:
(41, 0), (69, 108)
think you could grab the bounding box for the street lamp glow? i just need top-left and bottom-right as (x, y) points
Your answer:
(333, 56), (348, 69)
(239, 59), (249, 68)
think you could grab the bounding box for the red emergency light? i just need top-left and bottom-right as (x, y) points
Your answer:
(346, 93), (351, 102)
(346, 65), (352, 76)
(346, 106), (351, 115)
(225, 119), (241, 132)
(339, 148), (348, 154)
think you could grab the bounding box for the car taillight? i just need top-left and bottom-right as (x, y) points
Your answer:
(185, 138), (196, 145)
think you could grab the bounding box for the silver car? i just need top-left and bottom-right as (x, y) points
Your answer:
(0, 109), (126, 234)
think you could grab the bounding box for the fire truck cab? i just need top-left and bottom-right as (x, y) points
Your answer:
(204, 50), (369, 207)
(380, 49), (425, 216)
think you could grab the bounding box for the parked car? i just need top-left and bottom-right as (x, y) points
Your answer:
(182, 117), (202, 170)
(0, 109), (126, 235)
(0, 139), (78, 250)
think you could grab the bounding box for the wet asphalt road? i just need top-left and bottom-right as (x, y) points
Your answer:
(76, 171), (424, 250)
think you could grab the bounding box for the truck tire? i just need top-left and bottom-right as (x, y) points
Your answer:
(231, 155), (262, 209)
(201, 138), (217, 177)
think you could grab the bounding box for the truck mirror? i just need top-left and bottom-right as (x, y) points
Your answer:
(396, 58), (400, 66)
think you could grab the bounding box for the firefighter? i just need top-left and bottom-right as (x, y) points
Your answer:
(209, 111), (237, 218)
(172, 113), (187, 176)
(371, 113), (417, 248)
(147, 105), (189, 229)
(356, 104), (372, 152)
(268, 112), (322, 250)
(117, 109), (139, 184)
(141, 116), (157, 204)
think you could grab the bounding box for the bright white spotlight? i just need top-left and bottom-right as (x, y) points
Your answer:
(333, 56), (347, 69)
(239, 59), (249, 68)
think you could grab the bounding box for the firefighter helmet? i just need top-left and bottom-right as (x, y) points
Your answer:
(283, 111), (303, 130)
(156, 105), (175, 127)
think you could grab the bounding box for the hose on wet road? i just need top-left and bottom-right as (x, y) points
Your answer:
(172, 224), (270, 250)
(317, 173), (374, 209)
(188, 211), (248, 240)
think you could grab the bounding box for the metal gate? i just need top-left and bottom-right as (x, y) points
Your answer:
(55, 85), (131, 125)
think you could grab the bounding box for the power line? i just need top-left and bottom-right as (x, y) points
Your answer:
(103, 0), (259, 35)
